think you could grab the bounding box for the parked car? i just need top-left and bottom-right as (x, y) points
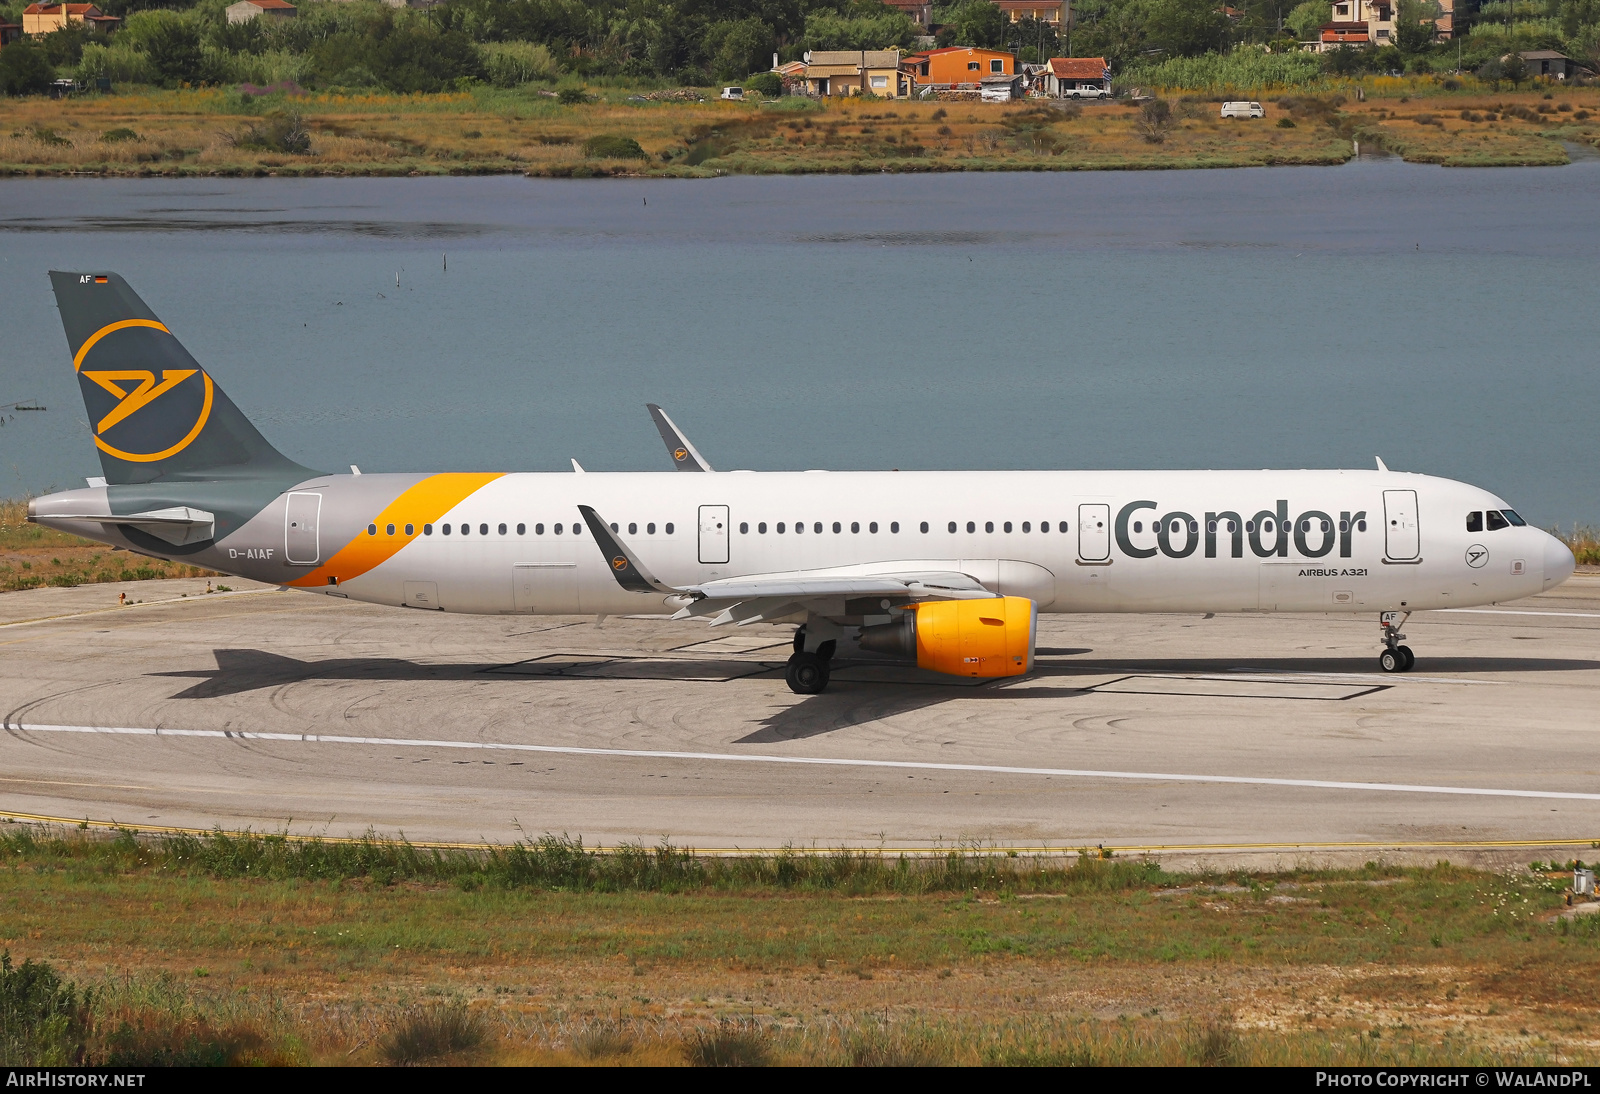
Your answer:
(1063, 85), (1110, 100)
(720, 86), (744, 100)
(1220, 101), (1265, 118)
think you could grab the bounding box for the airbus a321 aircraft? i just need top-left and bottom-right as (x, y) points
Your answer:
(30, 273), (1576, 694)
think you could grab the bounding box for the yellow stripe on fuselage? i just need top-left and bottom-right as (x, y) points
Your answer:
(288, 472), (504, 588)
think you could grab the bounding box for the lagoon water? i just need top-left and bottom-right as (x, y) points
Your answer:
(1, 159), (1596, 524)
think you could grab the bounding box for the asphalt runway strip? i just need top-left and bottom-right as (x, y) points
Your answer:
(6, 722), (1600, 802)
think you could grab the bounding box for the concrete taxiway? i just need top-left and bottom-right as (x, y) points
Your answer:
(1, 575), (1598, 863)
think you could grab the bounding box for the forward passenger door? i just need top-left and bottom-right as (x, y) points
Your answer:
(1078, 503), (1110, 562)
(699, 505), (730, 565)
(1383, 490), (1420, 560)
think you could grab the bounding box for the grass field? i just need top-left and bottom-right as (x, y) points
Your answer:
(0, 499), (214, 592)
(1, 826), (1598, 1066)
(2, 82), (1596, 177)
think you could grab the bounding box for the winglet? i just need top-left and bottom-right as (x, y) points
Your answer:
(576, 505), (677, 594)
(1375, 456), (1389, 472)
(647, 404), (714, 472)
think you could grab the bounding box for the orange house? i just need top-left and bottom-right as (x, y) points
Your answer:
(905, 46), (1015, 86)
(22, 2), (120, 34)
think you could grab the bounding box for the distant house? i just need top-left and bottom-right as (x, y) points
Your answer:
(804, 50), (909, 97)
(905, 46), (1016, 88)
(1040, 56), (1110, 97)
(225, 0), (297, 24)
(1516, 50), (1583, 79)
(1309, 0), (1453, 49)
(979, 73), (1022, 101)
(0, 19), (23, 46)
(995, 0), (1068, 23)
(880, 0), (933, 27)
(21, 3), (120, 36)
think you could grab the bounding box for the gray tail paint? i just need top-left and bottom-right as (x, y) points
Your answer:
(50, 271), (314, 487)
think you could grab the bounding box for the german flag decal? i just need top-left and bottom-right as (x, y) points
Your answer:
(93, 275), (108, 284)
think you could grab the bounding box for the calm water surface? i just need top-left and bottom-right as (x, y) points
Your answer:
(1, 160), (1596, 524)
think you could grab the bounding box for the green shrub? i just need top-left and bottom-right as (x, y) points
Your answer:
(0, 39), (53, 97)
(101, 128), (141, 143)
(685, 1021), (772, 1067)
(556, 86), (590, 104)
(0, 951), (93, 1066)
(744, 71), (782, 97)
(1276, 116), (1296, 127)
(231, 112), (311, 154)
(379, 1005), (486, 1065)
(76, 42), (157, 86)
(583, 134), (647, 159)
(478, 41), (559, 88)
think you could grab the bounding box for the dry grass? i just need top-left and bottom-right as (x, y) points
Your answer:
(1, 826), (1598, 1065)
(4, 84), (1595, 177)
(0, 500), (215, 592)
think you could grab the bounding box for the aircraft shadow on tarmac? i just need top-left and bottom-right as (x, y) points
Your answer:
(155, 648), (1600, 713)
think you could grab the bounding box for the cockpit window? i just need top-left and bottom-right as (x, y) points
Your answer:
(1466, 511), (1483, 533)
(1501, 509), (1526, 526)
(1486, 510), (1510, 531)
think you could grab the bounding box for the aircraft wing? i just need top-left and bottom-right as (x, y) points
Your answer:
(647, 403), (714, 472)
(43, 505), (215, 546)
(577, 505), (995, 627)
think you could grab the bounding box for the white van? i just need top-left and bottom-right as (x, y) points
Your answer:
(1220, 101), (1265, 118)
(720, 86), (744, 100)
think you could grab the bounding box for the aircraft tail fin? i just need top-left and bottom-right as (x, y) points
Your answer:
(50, 271), (314, 486)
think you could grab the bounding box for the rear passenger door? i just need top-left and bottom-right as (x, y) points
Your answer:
(1078, 503), (1110, 562)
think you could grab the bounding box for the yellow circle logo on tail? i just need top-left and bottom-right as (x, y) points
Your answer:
(612, 556), (629, 571)
(674, 448), (688, 461)
(75, 320), (213, 462)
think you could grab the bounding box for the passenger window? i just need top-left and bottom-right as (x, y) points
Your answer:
(442, 524), (451, 536)
(1466, 511), (1483, 533)
(1022, 521), (1031, 532)
(1227, 521), (1237, 533)
(386, 523), (395, 536)
(985, 521), (994, 533)
(554, 524), (563, 535)
(869, 522), (877, 533)
(777, 522), (785, 533)
(759, 522), (767, 534)
(890, 522), (899, 533)
(740, 522), (748, 534)
(518, 524), (526, 535)
(610, 523), (618, 533)
(1502, 509), (1526, 526)
(424, 524), (433, 536)
(498, 523), (507, 535)
(1263, 520), (1274, 533)
(664, 523), (673, 534)
(812, 522), (820, 534)
(1339, 520), (1348, 533)
(628, 523), (637, 535)
(920, 522), (928, 533)
(1040, 521), (1049, 533)
(948, 522), (957, 533)
(368, 524), (377, 536)
(480, 523), (489, 536)
(1003, 522), (1012, 533)
(1133, 521), (1142, 533)
(535, 523), (544, 535)
(833, 522), (842, 534)
(461, 524), (470, 536)
(1357, 519), (1367, 532)
(647, 523), (656, 534)
(574, 524), (583, 536)
(851, 522), (859, 533)
(1058, 522), (1067, 533)
(1320, 520), (1330, 533)
(795, 522), (804, 534)
(1486, 510), (1510, 531)
(1246, 521), (1254, 533)
(405, 524), (414, 536)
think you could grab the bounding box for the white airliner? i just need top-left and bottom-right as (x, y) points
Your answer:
(30, 273), (1577, 693)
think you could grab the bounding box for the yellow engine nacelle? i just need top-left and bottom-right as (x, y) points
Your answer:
(858, 596), (1036, 678)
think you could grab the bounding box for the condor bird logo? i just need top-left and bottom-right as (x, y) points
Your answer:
(1465, 544), (1489, 568)
(673, 448), (689, 462)
(612, 556), (629, 571)
(74, 320), (214, 462)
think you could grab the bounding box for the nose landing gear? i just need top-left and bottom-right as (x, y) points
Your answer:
(1378, 611), (1414, 673)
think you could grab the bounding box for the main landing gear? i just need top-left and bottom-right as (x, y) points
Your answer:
(785, 625), (838, 695)
(1378, 611), (1415, 673)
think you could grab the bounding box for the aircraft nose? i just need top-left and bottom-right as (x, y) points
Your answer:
(1542, 532), (1576, 591)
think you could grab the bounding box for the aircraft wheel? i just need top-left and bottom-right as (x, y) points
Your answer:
(786, 652), (830, 695)
(1379, 648), (1403, 673)
(1397, 645), (1415, 671)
